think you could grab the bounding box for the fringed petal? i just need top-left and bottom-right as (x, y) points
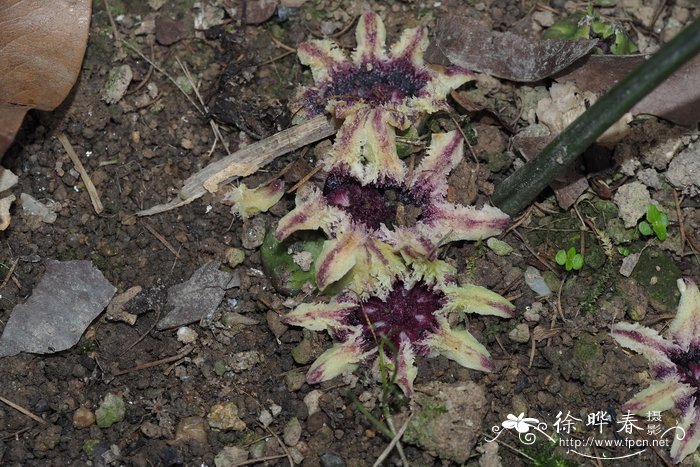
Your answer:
(224, 180), (285, 219)
(306, 329), (374, 384)
(423, 202), (510, 241)
(404, 258), (457, 290)
(670, 405), (700, 464)
(276, 185), (345, 241)
(390, 26), (428, 65)
(378, 225), (433, 260)
(328, 108), (405, 185)
(394, 336), (418, 397)
(283, 301), (358, 332)
(412, 66), (475, 114)
(422, 317), (494, 372)
(411, 131), (464, 202)
(668, 278), (700, 352)
(622, 377), (695, 415)
(441, 284), (515, 318)
(364, 109), (406, 183)
(315, 227), (366, 291)
(611, 321), (680, 367)
(347, 239), (406, 300)
(352, 11), (387, 64)
(297, 40), (347, 83)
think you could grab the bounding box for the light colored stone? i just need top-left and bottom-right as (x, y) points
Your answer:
(614, 182), (651, 228)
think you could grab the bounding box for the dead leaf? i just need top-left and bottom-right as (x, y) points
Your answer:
(157, 261), (237, 330)
(426, 16), (596, 82)
(0, 260), (116, 358)
(555, 54), (700, 127)
(0, 0), (92, 157)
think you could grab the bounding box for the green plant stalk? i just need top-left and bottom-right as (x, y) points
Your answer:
(492, 17), (700, 216)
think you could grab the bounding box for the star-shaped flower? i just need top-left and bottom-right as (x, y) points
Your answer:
(611, 278), (700, 463)
(283, 269), (514, 397)
(290, 11), (472, 185)
(275, 130), (510, 299)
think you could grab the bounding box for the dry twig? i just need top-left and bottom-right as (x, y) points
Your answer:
(0, 395), (49, 425)
(58, 133), (104, 214)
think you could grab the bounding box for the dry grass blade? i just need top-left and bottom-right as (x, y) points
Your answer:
(0, 395), (49, 425)
(58, 133), (104, 214)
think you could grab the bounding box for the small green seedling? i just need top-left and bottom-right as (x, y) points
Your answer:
(617, 246), (631, 257)
(555, 247), (584, 271)
(544, 6), (638, 55)
(638, 204), (668, 241)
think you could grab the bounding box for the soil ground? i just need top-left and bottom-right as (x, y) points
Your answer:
(1, 1), (698, 466)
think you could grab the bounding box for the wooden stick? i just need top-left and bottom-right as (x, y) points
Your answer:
(136, 116), (336, 217)
(0, 395), (49, 425)
(374, 413), (413, 467)
(112, 346), (193, 376)
(58, 133), (104, 214)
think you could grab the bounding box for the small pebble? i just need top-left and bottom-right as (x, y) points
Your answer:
(283, 417), (302, 446)
(208, 402), (246, 431)
(174, 417), (208, 444)
(508, 323), (531, 343)
(241, 218), (266, 249)
(73, 406), (96, 429)
(177, 326), (198, 344)
(320, 452), (346, 467)
(225, 247), (245, 268)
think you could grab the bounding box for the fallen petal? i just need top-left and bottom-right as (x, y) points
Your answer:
(224, 180), (285, 219)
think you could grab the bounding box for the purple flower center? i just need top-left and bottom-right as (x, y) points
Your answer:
(347, 281), (444, 354)
(324, 170), (420, 230)
(302, 58), (430, 115)
(670, 346), (700, 396)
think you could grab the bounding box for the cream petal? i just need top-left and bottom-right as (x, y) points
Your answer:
(315, 228), (366, 291)
(390, 26), (428, 65)
(276, 185), (345, 241)
(668, 278), (700, 352)
(283, 301), (358, 332)
(394, 336), (418, 397)
(611, 321), (680, 367)
(422, 317), (494, 372)
(441, 284), (515, 318)
(352, 11), (387, 64)
(622, 377), (695, 414)
(422, 202), (510, 241)
(411, 130), (464, 201)
(297, 40), (348, 83)
(404, 258), (457, 290)
(670, 404), (700, 464)
(364, 109), (406, 183)
(224, 180), (285, 219)
(346, 239), (406, 300)
(306, 330), (374, 384)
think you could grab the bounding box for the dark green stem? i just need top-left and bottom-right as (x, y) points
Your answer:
(492, 17), (700, 216)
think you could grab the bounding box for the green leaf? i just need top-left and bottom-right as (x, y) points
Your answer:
(639, 221), (653, 236)
(617, 247), (630, 257)
(646, 204), (661, 223)
(653, 223), (667, 241)
(567, 247), (577, 260)
(657, 212), (669, 228)
(571, 254), (584, 271)
(555, 249), (567, 266)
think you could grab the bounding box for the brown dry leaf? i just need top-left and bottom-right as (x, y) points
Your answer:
(426, 16), (596, 82)
(555, 54), (700, 127)
(0, 0), (92, 157)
